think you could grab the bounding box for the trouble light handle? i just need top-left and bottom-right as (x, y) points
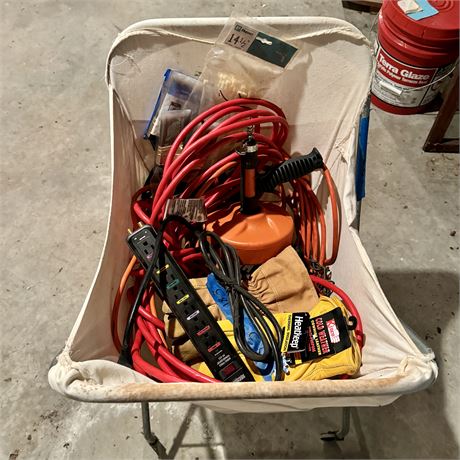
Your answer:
(258, 148), (324, 192)
(240, 135), (260, 215)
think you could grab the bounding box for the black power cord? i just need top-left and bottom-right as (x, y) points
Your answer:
(197, 231), (284, 381)
(119, 215), (284, 381)
(118, 216), (174, 367)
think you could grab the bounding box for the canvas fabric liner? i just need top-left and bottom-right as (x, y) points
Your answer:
(48, 17), (437, 413)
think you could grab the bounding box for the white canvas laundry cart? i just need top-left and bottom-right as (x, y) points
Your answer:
(48, 16), (437, 448)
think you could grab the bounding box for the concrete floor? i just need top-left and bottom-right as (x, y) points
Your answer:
(1, 0), (459, 458)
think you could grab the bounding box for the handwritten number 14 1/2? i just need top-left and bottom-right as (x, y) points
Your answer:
(227, 33), (248, 48)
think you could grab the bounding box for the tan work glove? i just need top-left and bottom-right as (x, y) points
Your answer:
(248, 246), (318, 313)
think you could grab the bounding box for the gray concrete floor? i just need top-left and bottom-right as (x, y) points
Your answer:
(1, 1), (459, 459)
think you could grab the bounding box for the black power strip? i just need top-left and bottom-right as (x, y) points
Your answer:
(127, 225), (254, 382)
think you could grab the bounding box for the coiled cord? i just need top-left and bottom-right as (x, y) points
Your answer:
(111, 98), (352, 383)
(118, 212), (284, 381)
(139, 98), (340, 269)
(198, 230), (284, 381)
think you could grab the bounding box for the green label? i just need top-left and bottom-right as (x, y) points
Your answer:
(247, 31), (297, 68)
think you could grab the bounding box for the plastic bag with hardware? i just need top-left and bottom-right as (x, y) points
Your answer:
(192, 15), (301, 108)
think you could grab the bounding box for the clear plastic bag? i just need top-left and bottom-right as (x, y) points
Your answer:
(144, 69), (202, 164)
(196, 15), (301, 107)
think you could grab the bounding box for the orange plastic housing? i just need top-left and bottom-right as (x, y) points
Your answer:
(206, 202), (294, 265)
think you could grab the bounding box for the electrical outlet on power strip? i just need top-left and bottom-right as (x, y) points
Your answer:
(126, 224), (255, 382)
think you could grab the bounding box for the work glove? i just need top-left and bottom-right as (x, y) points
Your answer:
(248, 246), (318, 313)
(196, 295), (362, 381)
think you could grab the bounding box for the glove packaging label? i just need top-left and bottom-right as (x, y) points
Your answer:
(305, 307), (352, 360)
(284, 307), (352, 365)
(281, 313), (309, 353)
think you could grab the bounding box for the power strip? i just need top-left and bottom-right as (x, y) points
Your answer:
(127, 225), (254, 382)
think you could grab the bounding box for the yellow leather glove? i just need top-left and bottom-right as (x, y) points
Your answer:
(196, 295), (362, 381)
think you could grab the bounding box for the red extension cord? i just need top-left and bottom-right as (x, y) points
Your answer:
(111, 98), (363, 383)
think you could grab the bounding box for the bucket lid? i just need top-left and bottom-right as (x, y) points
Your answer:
(382, 0), (459, 44)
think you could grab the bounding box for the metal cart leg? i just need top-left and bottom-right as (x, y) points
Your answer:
(320, 407), (351, 441)
(141, 402), (168, 457)
(142, 402), (158, 445)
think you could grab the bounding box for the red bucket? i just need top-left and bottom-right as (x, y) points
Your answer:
(371, 0), (459, 114)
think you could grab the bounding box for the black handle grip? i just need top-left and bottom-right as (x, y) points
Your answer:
(258, 148), (324, 192)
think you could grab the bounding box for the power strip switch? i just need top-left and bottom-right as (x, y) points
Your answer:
(127, 225), (254, 382)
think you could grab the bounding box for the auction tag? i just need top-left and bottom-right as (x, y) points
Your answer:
(224, 21), (298, 68)
(281, 313), (309, 353)
(164, 198), (207, 223)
